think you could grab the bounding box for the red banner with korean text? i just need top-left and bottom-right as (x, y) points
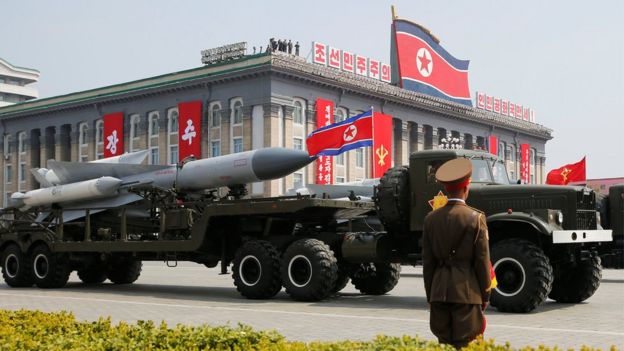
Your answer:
(372, 112), (392, 178)
(315, 98), (334, 184)
(178, 101), (202, 161)
(103, 112), (124, 158)
(520, 143), (530, 183)
(488, 136), (498, 155)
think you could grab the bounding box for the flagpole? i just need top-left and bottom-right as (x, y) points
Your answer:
(370, 105), (375, 178)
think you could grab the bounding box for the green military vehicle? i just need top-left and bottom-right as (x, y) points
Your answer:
(595, 184), (624, 268)
(374, 149), (613, 312)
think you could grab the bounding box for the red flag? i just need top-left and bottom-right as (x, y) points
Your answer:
(103, 112), (124, 158)
(372, 112), (392, 178)
(315, 98), (334, 185)
(393, 19), (471, 106)
(520, 143), (530, 183)
(488, 136), (498, 155)
(306, 110), (373, 157)
(546, 157), (586, 185)
(178, 101), (202, 161)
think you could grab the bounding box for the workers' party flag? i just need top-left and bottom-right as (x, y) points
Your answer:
(306, 110), (373, 156)
(392, 19), (472, 106)
(372, 112), (392, 178)
(178, 101), (202, 161)
(103, 112), (124, 158)
(546, 157), (586, 185)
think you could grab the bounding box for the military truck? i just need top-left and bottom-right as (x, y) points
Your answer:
(0, 149), (612, 313)
(595, 184), (624, 268)
(373, 149), (612, 312)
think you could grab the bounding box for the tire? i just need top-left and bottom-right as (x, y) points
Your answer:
(549, 255), (602, 303)
(77, 266), (108, 284)
(350, 262), (401, 295)
(107, 257), (142, 284)
(281, 238), (338, 301)
(31, 244), (71, 289)
(1, 244), (34, 287)
(490, 239), (553, 313)
(375, 166), (410, 236)
(332, 263), (350, 294)
(232, 240), (282, 299)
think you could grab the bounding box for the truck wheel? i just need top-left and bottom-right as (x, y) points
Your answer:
(232, 240), (282, 299)
(350, 262), (401, 295)
(281, 238), (337, 301)
(549, 255), (602, 303)
(31, 244), (71, 289)
(107, 257), (142, 284)
(332, 263), (350, 294)
(1, 244), (33, 287)
(375, 166), (410, 236)
(77, 266), (108, 284)
(490, 239), (553, 313)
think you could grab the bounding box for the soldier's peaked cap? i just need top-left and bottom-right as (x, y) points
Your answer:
(435, 158), (472, 190)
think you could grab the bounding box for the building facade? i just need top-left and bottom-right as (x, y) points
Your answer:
(0, 51), (552, 205)
(0, 58), (39, 108)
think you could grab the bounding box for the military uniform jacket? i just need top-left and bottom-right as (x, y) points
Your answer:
(422, 201), (491, 305)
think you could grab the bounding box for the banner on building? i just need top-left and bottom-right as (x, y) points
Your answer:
(103, 112), (124, 158)
(546, 157), (586, 185)
(178, 101), (202, 161)
(392, 19), (472, 106)
(488, 135), (498, 156)
(306, 110), (373, 157)
(372, 112), (392, 178)
(314, 98), (334, 185)
(520, 143), (530, 183)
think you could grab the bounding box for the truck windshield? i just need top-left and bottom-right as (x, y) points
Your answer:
(492, 161), (510, 184)
(470, 159), (493, 183)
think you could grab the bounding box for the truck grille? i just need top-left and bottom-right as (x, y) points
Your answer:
(576, 189), (595, 210)
(576, 210), (597, 229)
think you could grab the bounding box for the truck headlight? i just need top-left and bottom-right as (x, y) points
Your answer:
(596, 211), (601, 227)
(556, 212), (564, 225)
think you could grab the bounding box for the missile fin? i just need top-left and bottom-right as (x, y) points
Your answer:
(47, 161), (170, 184)
(31, 168), (52, 187)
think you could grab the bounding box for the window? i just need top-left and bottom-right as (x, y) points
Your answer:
(506, 144), (516, 180)
(231, 100), (243, 125)
(233, 137), (243, 153)
(95, 120), (104, 159)
(17, 132), (26, 188)
(129, 114), (140, 151)
(530, 148), (536, 184)
(167, 109), (179, 164)
(79, 122), (89, 162)
(498, 141), (506, 161)
(336, 176), (345, 184)
(3, 134), (12, 157)
(211, 141), (221, 157)
(4, 164), (12, 183)
(356, 148), (364, 168)
(18, 132), (26, 154)
(149, 112), (160, 136)
(293, 100), (303, 125)
(293, 137), (303, 150)
(19, 163), (26, 183)
(150, 147), (159, 165)
(293, 173), (303, 189)
(334, 108), (347, 166)
(210, 102), (222, 128)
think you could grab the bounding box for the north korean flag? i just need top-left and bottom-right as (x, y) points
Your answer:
(306, 110), (373, 157)
(393, 19), (472, 106)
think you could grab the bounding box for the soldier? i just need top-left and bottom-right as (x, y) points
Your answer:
(422, 158), (492, 349)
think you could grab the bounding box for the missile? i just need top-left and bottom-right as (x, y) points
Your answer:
(32, 150), (149, 187)
(174, 147), (314, 190)
(10, 176), (123, 210)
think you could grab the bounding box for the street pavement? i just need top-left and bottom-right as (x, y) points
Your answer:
(0, 262), (622, 350)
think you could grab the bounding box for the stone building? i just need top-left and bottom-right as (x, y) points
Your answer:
(0, 57), (39, 107)
(0, 51), (552, 205)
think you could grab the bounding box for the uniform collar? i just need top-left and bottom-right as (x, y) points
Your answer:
(446, 198), (466, 205)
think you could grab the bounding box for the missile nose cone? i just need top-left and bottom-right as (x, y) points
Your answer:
(94, 176), (123, 194)
(252, 148), (314, 180)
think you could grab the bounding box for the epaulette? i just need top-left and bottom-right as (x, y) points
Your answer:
(466, 205), (484, 214)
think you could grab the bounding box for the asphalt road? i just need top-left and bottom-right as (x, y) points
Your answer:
(0, 263), (622, 350)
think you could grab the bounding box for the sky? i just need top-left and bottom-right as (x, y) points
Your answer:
(1, 0), (622, 178)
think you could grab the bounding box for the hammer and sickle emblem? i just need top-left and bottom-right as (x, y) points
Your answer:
(376, 144), (389, 166)
(561, 168), (571, 182)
